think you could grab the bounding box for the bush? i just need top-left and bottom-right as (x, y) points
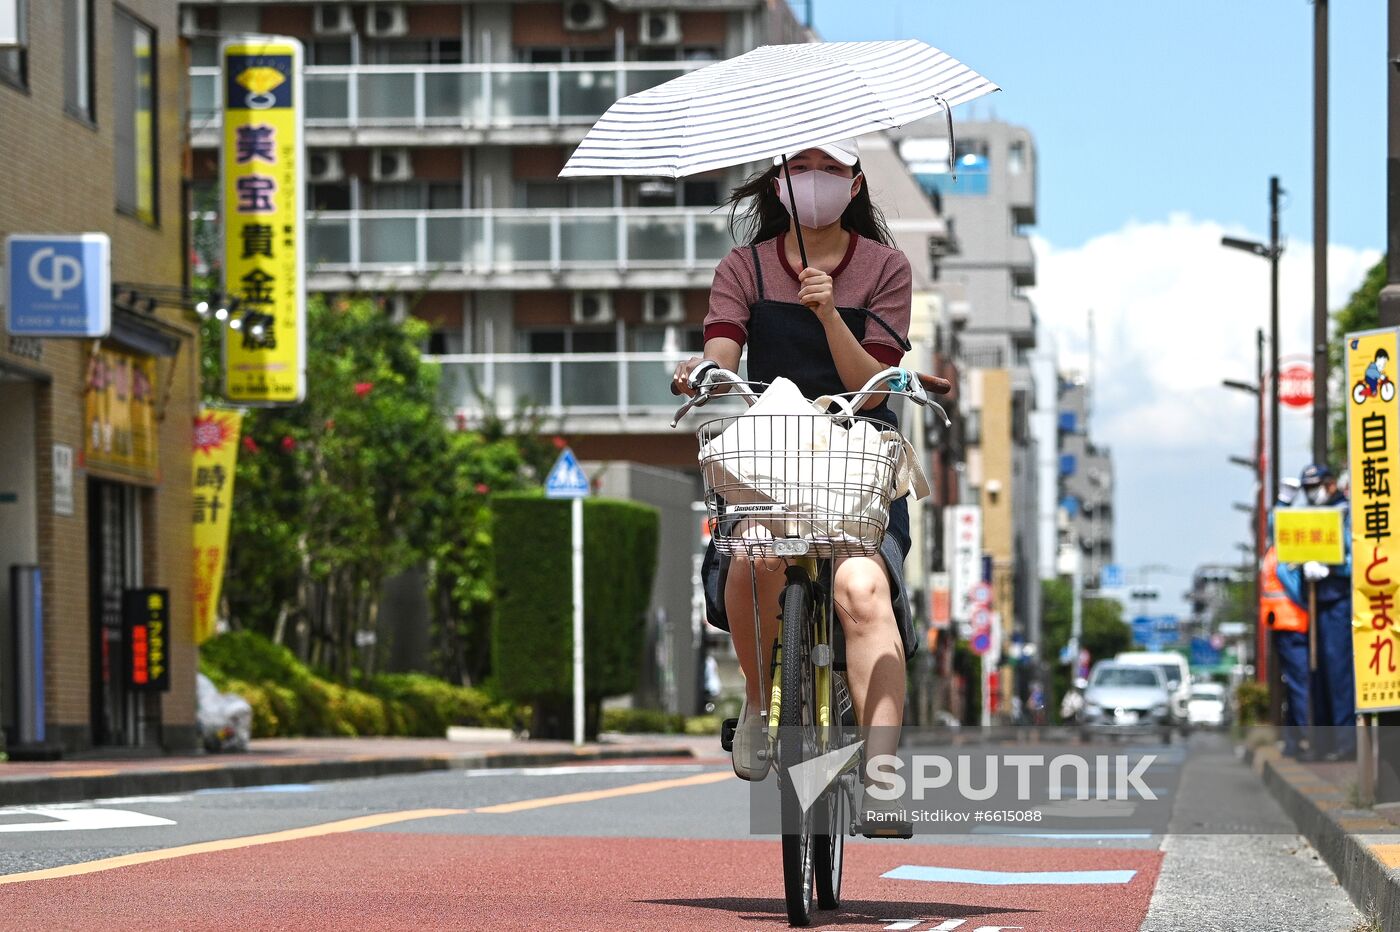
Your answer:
(200, 631), (518, 738)
(491, 494), (659, 737)
(602, 708), (685, 734)
(369, 672), (519, 736)
(1235, 680), (1270, 728)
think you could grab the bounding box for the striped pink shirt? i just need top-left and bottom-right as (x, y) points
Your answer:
(702, 232), (913, 366)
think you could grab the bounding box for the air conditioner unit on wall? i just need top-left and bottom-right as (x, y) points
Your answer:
(371, 148), (413, 182)
(307, 150), (344, 183)
(563, 0), (607, 32)
(571, 291), (615, 325)
(642, 290), (684, 325)
(313, 4), (355, 36)
(364, 3), (408, 38)
(179, 8), (200, 38)
(639, 10), (681, 46)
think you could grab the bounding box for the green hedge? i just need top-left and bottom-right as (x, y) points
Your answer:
(491, 494), (659, 711)
(200, 631), (518, 738)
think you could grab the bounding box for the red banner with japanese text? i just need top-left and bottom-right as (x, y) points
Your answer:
(1345, 328), (1400, 711)
(192, 408), (243, 644)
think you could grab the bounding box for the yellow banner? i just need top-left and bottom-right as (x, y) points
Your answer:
(221, 38), (304, 404)
(84, 345), (159, 480)
(192, 408), (243, 644)
(1274, 508), (1345, 564)
(1346, 328), (1400, 712)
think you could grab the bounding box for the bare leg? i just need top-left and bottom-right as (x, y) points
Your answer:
(833, 556), (904, 783)
(725, 551), (785, 708)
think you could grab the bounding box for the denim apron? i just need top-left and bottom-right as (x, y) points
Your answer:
(701, 242), (918, 658)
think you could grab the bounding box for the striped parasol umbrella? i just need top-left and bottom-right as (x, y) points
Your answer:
(558, 38), (998, 264)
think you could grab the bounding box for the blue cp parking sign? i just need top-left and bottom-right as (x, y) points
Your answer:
(5, 233), (111, 338)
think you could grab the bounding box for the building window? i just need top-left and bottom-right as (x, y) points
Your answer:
(364, 38), (463, 65)
(1008, 141), (1026, 176)
(114, 9), (157, 224)
(0, 0), (25, 91)
(65, 0), (95, 122)
(308, 39), (353, 66)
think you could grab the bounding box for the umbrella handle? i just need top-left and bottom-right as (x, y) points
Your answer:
(933, 95), (957, 182)
(779, 155), (810, 269)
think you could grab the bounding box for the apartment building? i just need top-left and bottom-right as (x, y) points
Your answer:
(1056, 373), (1115, 586)
(182, 0), (813, 714)
(1, 0), (201, 753)
(889, 118), (1042, 682)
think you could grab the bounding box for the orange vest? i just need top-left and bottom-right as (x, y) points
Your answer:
(1260, 548), (1309, 633)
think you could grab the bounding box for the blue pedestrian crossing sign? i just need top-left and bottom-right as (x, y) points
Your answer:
(545, 447), (590, 499)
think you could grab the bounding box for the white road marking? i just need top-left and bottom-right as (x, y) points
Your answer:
(461, 764), (706, 777)
(883, 864), (1136, 885)
(0, 808), (176, 832)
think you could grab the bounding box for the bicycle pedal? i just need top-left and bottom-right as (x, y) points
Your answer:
(720, 718), (738, 752)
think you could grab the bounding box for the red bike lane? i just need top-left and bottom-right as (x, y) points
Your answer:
(0, 825), (1162, 931)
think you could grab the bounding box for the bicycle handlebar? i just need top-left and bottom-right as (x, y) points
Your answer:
(671, 363), (953, 428)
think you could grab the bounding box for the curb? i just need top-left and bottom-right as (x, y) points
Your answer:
(1246, 743), (1400, 931)
(0, 745), (696, 807)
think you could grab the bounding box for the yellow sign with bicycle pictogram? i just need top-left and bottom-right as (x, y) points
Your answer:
(1346, 327), (1400, 713)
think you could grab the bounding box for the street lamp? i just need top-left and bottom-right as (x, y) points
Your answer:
(1221, 178), (1283, 504)
(1222, 331), (1268, 699)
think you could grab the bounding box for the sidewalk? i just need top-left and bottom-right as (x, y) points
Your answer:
(0, 734), (701, 807)
(1248, 743), (1400, 931)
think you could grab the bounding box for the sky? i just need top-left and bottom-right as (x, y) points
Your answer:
(815, 0), (1388, 612)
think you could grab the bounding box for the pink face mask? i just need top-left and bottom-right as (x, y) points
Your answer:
(774, 170), (859, 229)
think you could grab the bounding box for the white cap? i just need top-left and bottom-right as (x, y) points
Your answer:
(772, 138), (860, 168)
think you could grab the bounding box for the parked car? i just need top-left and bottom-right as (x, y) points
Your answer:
(1081, 661), (1174, 743)
(1115, 651), (1192, 735)
(196, 673), (252, 752)
(1187, 682), (1229, 728)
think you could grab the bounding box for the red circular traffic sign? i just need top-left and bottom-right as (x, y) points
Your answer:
(1278, 362), (1314, 408)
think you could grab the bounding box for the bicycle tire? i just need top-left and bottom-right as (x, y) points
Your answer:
(779, 573), (815, 927)
(813, 672), (852, 909)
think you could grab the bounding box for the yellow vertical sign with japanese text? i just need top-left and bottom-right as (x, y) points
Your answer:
(221, 38), (305, 404)
(1346, 328), (1400, 712)
(192, 408), (243, 644)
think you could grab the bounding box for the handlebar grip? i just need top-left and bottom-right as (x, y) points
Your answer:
(917, 372), (954, 396)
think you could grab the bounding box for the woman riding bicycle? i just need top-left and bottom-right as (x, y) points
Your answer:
(672, 139), (917, 790)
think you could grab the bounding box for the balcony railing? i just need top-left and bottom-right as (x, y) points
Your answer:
(430, 352), (750, 423)
(306, 207), (736, 274)
(189, 61), (700, 130)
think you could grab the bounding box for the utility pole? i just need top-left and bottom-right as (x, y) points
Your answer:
(1372, 0), (1400, 804)
(1254, 328), (1268, 692)
(1270, 177), (1282, 503)
(1381, 1), (1400, 327)
(1313, 0), (1330, 464)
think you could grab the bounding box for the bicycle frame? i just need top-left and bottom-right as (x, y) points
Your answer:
(764, 554), (833, 760)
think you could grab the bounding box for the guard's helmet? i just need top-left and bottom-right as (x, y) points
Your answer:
(1299, 463), (1333, 488)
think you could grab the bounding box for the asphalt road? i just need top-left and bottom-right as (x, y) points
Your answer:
(0, 734), (1363, 931)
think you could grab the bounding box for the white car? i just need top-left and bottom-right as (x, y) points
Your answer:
(1115, 652), (1192, 734)
(1187, 682), (1229, 728)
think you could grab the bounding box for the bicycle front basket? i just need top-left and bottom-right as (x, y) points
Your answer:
(696, 412), (901, 558)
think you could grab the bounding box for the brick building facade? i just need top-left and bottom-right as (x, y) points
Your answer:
(0, 0), (200, 753)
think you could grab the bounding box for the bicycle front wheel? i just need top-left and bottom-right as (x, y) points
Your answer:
(779, 572), (816, 927)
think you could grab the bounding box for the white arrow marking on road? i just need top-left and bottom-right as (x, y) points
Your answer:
(0, 808), (176, 832)
(883, 864), (1136, 885)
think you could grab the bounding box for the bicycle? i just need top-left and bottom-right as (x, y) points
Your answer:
(673, 362), (951, 927)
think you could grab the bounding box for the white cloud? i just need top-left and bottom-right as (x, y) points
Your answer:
(1027, 215), (1380, 602)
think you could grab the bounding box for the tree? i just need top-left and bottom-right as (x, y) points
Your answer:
(1040, 578), (1133, 719)
(1329, 257), (1387, 462)
(227, 296), (453, 679)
